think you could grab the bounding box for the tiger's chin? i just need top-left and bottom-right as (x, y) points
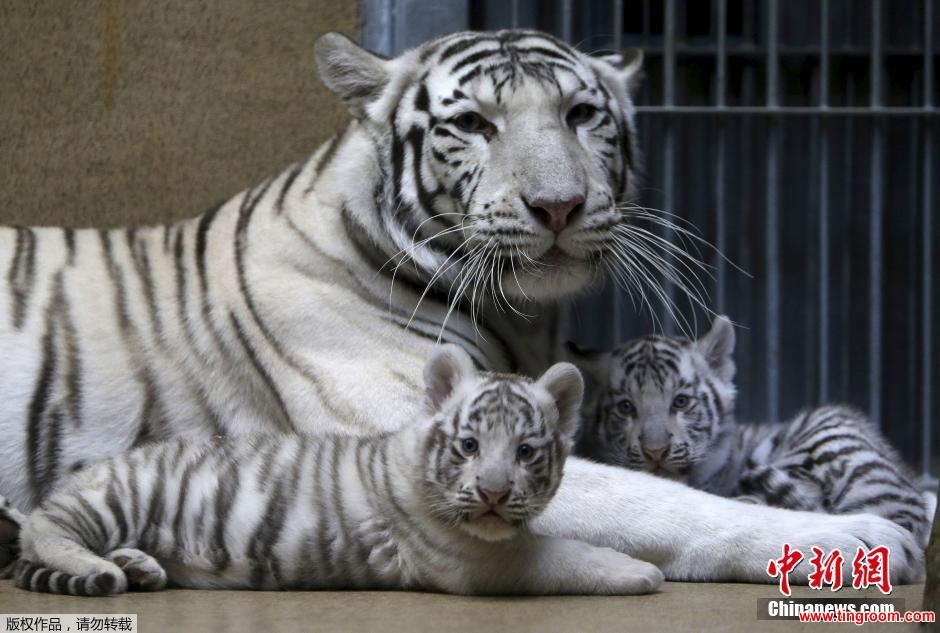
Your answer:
(500, 251), (601, 302)
(460, 511), (518, 542)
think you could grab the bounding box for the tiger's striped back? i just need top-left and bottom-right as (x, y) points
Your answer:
(739, 405), (932, 544)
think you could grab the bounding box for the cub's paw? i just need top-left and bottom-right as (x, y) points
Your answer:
(106, 548), (167, 592)
(583, 545), (664, 595)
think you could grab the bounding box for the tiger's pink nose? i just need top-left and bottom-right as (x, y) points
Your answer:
(643, 446), (669, 463)
(524, 195), (585, 233)
(476, 486), (511, 507)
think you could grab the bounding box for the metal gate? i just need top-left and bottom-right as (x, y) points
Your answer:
(362, 0), (939, 474)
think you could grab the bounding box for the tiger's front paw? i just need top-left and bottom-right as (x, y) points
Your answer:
(759, 512), (924, 585)
(583, 545), (664, 595)
(106, 548), (167, 592)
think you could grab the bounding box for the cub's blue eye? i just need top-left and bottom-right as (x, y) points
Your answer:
(516, 443), (534, 461)
(672, 395), (691, 410)
(616, 399), (635, 416)
(452, 112), (495, 135)
(460, 437), (479, 454)
(566, 103), (597, 127)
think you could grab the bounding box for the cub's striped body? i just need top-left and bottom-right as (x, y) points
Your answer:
(571, 317), (934, 545)
(15, 347), (664, 596)
(0, 30), (925, 584)
(737, 405), (933, 545)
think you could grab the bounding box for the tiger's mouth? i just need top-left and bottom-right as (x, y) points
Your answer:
(460, 509), (518, 542)
(643, 461), (686, 480)
(536, 245), (573, 265)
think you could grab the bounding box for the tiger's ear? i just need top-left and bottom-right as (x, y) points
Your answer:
(423, 345), (477, 413)
(315, 32), (392, 120)
(696, 316), (736, 383)
(536, 362), (584, 444)
(597, 47), (644, 96)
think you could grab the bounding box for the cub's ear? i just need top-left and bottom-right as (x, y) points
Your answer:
(536, 362), (585, 444)
(696, 315), (736, 383)
(314, 32), (391, 119)
(423, 345), (477, 412)
(597, 47), (644, 96)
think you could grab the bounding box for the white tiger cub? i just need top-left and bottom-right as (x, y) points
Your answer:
(568, 317), (935, 546)
(13, 346), (663, 596)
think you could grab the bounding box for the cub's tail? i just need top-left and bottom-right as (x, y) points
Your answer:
(14, 559), (126, 596)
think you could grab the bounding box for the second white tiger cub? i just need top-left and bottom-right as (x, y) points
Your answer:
(13, 345), (663, 596)
(568, 317), (934, 547)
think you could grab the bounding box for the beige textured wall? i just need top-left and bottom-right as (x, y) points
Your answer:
(0, 1), (358, 227)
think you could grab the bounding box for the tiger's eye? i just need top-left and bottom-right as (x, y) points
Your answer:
(452, 112), (495, 135)
(616, 399), (635, 416)
(460, 437), (479, 454)
(672, 395), (691, 410)
(516, 443), (534, 461)
(566, 103), (598, 127)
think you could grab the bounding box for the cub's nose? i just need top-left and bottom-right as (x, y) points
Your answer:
(476, 486), (511, 507)
(642, 446), (669, 463)
(523, 195), (585, 233)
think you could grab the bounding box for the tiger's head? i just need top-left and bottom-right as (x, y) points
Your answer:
(567, 317), (736, 481)
(416, 345), (582, 541)
(315, 30), (643, 302)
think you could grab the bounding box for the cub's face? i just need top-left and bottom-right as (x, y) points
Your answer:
(418, 346), (582, 541)
(316, 30), (643, 303)
(568, 317), (736, 481)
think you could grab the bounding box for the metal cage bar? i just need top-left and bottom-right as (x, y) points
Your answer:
(560, 0), (573, 42)
(923, 0), (935, 475)
(612, 0), (623, 51)
(714, 0), (728, 312)
(868, 0), (884, 427)
(661, 0), (677, 335)
(818, 0), (831, 403)
(765, 0), (781, 423)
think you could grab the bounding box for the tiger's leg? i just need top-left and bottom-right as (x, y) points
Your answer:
(448, 536), (664, 596)
(0, 497), (25, 579)
(531, 457), (924, 583)
(105, 548), (167, 591)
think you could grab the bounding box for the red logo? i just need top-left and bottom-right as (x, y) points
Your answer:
(807, 546), (844, 591)
(767, 544), (891, 595)
(766, 543), (804, 596)
(851, 545), (892, 594)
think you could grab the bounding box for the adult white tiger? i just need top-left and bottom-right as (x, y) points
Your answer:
(0, 29), (923, 584)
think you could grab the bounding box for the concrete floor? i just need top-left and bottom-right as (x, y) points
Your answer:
(0, 580), (926, 633)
